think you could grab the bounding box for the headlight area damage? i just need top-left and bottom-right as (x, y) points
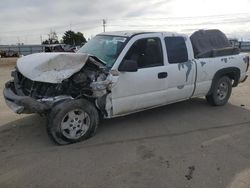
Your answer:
(3, 53), (114, 117)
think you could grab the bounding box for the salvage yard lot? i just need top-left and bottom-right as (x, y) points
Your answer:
(0, 57), (250, 188)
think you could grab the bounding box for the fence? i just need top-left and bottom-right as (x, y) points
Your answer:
(0, 45), (45, 56)
(240, 42), (250, 52)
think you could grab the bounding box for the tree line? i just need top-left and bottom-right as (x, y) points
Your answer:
(42, 30), (87, 46)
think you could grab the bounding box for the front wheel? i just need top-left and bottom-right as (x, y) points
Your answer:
(206, 76), (232, 106)
(47, 99), (99, 145)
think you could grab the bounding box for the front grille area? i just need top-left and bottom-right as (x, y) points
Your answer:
(14, 71), (62, 99)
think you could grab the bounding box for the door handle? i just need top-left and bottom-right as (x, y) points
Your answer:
(158, 72), (168, 79)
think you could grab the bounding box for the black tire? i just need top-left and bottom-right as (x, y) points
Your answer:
(206, 76), (232, 106)
(47, 99), (99, 145)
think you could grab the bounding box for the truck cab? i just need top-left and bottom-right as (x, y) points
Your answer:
(102, 31), (196, 115)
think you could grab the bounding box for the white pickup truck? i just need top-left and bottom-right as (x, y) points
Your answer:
(3, 29), (249, 145)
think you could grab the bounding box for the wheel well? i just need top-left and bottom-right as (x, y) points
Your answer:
(208, 67), (240, 95)
(76, 95), (107, 119)
(223, 72), (239, 87)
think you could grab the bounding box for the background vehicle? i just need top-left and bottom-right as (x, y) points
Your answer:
(44, 44), (65, 52)
(44, 44), (83, 53)
(3, 29), (249, 145)
(0, 50), (19, 57)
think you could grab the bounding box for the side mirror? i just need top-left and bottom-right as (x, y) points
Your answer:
(118, 60), (138, 72)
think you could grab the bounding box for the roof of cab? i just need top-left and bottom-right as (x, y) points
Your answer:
(98, 30), (183, 38)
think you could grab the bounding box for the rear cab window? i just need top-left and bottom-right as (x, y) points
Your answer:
(165, 37), (188, 64)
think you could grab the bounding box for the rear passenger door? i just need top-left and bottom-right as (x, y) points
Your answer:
(163, 36), (196, 102)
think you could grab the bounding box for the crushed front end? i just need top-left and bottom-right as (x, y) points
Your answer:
(3, 70), (74, 114)
(3, 53), (113, 115)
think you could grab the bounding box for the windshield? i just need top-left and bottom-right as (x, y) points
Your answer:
(77, 35), (128, 68)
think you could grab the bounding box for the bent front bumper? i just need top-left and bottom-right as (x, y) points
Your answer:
(3, 82), (49, 114)
(3, 81), (73, 114)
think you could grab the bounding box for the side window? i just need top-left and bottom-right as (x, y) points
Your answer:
(124, 37), (163, 68)
(165, 37), (188, 64)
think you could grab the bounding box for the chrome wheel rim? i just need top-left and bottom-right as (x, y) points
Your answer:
(60, 109), (90, 140)
(216, 81), (229, 100)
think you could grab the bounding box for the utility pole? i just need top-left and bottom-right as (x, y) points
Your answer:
(102, 19), (106, 32)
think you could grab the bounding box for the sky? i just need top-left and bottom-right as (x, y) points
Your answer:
(1, 0), (250, 44)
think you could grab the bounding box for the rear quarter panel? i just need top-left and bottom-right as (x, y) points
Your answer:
(194, 53), (248, 97)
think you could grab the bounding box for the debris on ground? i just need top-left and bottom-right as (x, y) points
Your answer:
(185, 166), (195, 180)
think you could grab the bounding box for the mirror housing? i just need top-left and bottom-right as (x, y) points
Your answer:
(118, 60), (138, 72)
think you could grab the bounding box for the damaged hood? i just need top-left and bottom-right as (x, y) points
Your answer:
(17, 53), (89, 83)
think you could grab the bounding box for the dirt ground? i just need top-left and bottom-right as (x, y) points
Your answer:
(0, 58), (28, 126)
(0, 57), (250, 188)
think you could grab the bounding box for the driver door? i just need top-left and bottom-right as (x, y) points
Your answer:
(111, 35), (169, 116)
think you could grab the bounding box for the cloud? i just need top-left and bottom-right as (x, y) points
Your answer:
(0, 0), (250, 44)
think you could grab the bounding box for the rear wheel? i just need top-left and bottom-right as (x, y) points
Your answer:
(206, 76), (232, 106)
(47, 99), (99, 145)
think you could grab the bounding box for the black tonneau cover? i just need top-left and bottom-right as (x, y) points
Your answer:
(190, 29), (240, 58)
